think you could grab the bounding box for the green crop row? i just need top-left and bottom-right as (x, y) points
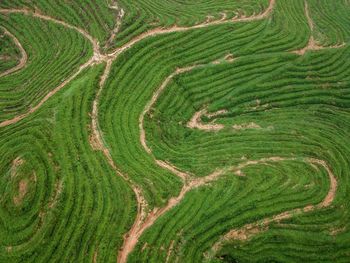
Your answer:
(0, 27), (20, 73)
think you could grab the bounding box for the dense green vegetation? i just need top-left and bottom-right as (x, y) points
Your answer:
(0, 0), (349, 262)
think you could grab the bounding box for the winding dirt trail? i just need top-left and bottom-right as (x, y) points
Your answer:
(0, 26), (28, 78)
(119, 155), (335, 263)
(211, 157), (337, 253)
(118, 66), (198, 263)
(138, 57), (235, 179)
(292, 1), (345, 55)
(89, 62), (150, 263)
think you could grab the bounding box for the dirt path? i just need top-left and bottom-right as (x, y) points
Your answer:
(104, 1), (125, 49)
(90, 62), (149, 259)
(117, 66), (199, 263)
(211, 157), (337, 253)
(0, 26), (28, 78)
(292, 1), (345, 55)
(90, 64), (149, 263)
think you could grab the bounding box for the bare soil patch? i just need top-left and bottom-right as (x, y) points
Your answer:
(187, 108), (226, 131)
(232, 122), (261, 130)
(13, 179), (28, 205)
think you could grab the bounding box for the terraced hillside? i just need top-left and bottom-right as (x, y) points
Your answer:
(0, 26), (23, 76)
(0, 0), (350, 262)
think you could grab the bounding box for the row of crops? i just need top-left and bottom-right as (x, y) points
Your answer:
(0, 27), (21, 74)
(0, 0), (350, 262)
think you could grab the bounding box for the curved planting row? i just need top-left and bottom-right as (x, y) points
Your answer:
(0, 26), (24, 76)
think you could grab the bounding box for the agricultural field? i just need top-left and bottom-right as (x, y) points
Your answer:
(0, 0), (350, 262)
